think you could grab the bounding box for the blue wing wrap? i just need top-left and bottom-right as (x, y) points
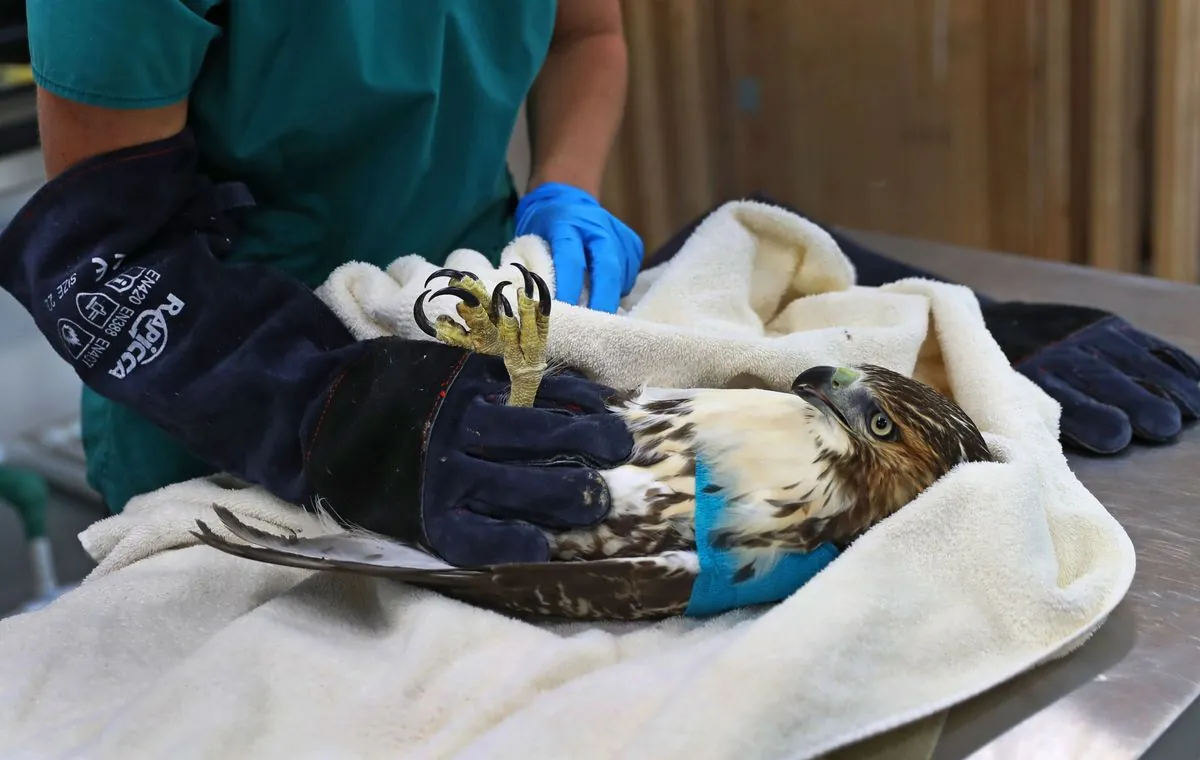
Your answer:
(685, 458), (840, 617)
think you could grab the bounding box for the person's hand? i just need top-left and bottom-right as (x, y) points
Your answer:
(979, 301), (1200, 454)
(305, 339), (635, 566)
(514, 182), (643, 313)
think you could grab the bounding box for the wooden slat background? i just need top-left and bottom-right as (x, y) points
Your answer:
(1150, 0), (1200, 284)
(1082, 0), (1148, 274)
(597, 0), (1200, 284)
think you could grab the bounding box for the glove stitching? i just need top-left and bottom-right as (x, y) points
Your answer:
(302, 369), (348, 466)
(413, 351), (473, 556)
(417, 351), (471, 500)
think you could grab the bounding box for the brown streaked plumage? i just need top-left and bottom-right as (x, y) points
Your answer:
(192, 267), (996, 621)
(546, 362), (996, 582)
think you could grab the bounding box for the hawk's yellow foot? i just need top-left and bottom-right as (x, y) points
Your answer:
(414, 263), (551, 407)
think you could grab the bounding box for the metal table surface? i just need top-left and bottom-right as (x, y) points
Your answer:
(839, 229), (1200, 760)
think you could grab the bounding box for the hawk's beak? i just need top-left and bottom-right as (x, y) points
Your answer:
(791, 366), (863, 428)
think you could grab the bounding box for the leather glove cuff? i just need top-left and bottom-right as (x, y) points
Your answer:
(976, 301), (1113, 364)
(303, 337), (637, 565)
(303, 338), (469, 550)
(0, 128), (362, 506)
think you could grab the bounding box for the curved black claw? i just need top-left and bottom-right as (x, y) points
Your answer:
(424, 268), (464, 288)
(490, 281), (514, 322)
(430, 286), (480, 308)
(529, 270), (551, 316)
(413, 291), (437, 338)
(511, 263), (552, 316)
(512, 262), (536, 297)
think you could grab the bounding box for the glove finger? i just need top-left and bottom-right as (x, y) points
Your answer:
(459, 459), (612, 529)
(462, 397), (634, 466)
(478, 374), (617, 415)
(1040, 350), (1182, 442)
(1022, 365), (1132, 454)
(425, 505), (550, 566)
(544, 364), (590, 381)
(549, 227), (587, 306)
(1139, 375), (1200, 422)
(533, 372), (622, 414)
(584, 235), (624, 313)
(1084, 324), (1200, 419)
(1117, 323), (1200, 381)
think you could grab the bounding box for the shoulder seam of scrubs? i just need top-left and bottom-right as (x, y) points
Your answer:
(31, 68), (192, 109)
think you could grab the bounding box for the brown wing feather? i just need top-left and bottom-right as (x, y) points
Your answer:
(192, 507), (698, 622)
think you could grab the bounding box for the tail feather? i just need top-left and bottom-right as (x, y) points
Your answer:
(191, 505), (701, 621)
(201, 504), (457, 572)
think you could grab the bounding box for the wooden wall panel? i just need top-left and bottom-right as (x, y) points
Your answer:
(1083, 0), (1150, 274)
(1150, 0), (1200, 283)
(721, 0), (1075, 259)
(598, 0), (1193, 282)
(602, 0), (726, 253)
(983, 0), (1074, 262)
(721, 0), (995, 246)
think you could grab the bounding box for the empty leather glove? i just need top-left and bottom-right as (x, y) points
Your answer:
(977, 301), (1200, 453)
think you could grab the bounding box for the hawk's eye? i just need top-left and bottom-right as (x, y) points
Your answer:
(869, 413), (893, 438)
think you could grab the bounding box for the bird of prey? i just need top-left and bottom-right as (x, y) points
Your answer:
(194, 265), (995, 621)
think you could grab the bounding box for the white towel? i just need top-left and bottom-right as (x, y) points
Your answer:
(0, 201), (1135, 760)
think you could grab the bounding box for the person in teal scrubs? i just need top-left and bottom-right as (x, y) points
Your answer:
(1, 1), (643, 565)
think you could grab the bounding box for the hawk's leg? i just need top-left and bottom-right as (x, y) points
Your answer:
(414, 263), (551, 407)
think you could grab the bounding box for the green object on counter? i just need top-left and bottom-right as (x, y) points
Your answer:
(0, 464), (50, 539)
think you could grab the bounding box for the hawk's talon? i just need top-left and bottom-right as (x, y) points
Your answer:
(490, 281), (514, 322)
(412, 265), (551, 407)
(429, 285), (480, 308)
(413, 291), (437, 338)
(424, 268), (472, 287)
(512, 262), (552, 316)
(513, 262), (535, 296)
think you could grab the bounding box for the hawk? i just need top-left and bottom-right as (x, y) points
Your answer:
(195, 265), (995, 621)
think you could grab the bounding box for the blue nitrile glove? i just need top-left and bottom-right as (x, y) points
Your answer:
(643, 191), (1200, 455)
(515, 182), (643, 313)
(0, 129), (634, 566)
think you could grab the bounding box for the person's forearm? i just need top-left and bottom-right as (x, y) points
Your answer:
(526, 21), (628, 197)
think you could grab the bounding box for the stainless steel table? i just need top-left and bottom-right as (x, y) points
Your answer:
(840, 229), (1200, 760)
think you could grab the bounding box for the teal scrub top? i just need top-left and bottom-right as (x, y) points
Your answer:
(26, 0), (558, 511)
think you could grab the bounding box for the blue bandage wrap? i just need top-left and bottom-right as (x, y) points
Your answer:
(684, 458), (840, 617)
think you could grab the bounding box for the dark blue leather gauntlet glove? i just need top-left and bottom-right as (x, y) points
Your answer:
(306, 341), (633, 565)
(0, 129), (633, 565)
(975, 302), (1200, 453)
(646, 192), (1200, 455)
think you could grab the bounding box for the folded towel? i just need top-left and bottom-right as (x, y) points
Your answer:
(0, 202), (1135, 759)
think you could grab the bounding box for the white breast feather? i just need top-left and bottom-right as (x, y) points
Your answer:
(548, 386), (854, 577)
(683, 388), (854, 575)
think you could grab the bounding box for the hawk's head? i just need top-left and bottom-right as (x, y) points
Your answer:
(789, 363), (995, 546)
